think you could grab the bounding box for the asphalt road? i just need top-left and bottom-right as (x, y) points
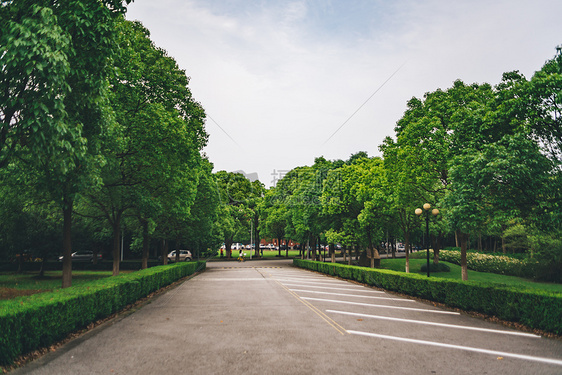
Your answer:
(12, 259), (562, 374)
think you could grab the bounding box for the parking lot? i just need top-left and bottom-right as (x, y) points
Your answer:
(14, 260), (562, 374)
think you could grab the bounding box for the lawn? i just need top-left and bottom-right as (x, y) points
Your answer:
(0, 270), (119, 300)
(379, 258), (562, 294)
(217, 249), (302, 259)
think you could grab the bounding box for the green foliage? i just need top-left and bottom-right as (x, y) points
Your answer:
(420, 262), (450, 273)
(294, 259), (562, 335)
(0, 261), (205, 366)
(423, 249), (538, 279)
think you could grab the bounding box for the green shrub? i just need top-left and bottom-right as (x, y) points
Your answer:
(420, 262), (450, 273)
(418, 250), (539, 279)
(0, 261), (205, 366)
(293, 259), (562, 335)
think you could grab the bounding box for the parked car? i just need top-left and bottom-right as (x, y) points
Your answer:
(58, 251), (102, 262)
(167, 250), (192, 262)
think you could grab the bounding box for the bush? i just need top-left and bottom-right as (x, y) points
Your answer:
(420, 262), (450, 273)
(293, 259), (562, 335)
(0, 261), (205, 366)
(420, 250), (539, 279)
(0, 260), (164, 273)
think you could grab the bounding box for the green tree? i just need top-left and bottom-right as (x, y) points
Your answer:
(2, 0), (131, 287)
(79, 19), (207, 274)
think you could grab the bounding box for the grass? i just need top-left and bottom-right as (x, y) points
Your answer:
(216, 249), (302, 259)
(0, 270), (120, 300)
(379, 258), (562, 294)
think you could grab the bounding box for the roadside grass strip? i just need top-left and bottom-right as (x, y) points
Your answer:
(281, 283), (385, 293)
(289, 289), (414, 302)
(327, 310), (541, 338)
(347, 330), (562, 367)
(300, 297), (460, 315)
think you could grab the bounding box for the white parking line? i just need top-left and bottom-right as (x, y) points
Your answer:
(290, 289), (415, 302)
(196, 278), (268, 281)
(328, 310), (541, 338)
(268, 274), (324, 279)
(274, 278), (353, 286)
(274, 277), (348, 284)
(300, 297), (460, 315)
(281, 283), (384, 293)
(347, 330), (562, 366)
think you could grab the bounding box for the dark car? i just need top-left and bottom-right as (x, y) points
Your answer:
(58, 251), (102, 262)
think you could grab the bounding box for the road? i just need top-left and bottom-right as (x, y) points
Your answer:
(13, 260), (562, 374)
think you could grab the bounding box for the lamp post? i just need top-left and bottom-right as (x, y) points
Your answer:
(415, 203), (439, 277)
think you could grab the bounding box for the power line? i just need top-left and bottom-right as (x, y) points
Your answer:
(207, 114), (240, 147)
(323, 60), (408, 145)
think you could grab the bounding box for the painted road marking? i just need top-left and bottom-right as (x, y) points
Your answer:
(290, 289), (414, 302)
(274, 281), (347, 335)
(300, 297), (460, 315)
(274, 278), (354, 286)
(328, 310), (541, 338)
(281, 283), (384, 293)
(196, 278), (268, 281)
(347, 330), (562, 366)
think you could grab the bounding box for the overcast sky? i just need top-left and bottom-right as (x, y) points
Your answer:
(126, 0), (562, 187)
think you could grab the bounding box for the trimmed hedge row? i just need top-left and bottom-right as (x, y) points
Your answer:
(0, 261), (205, 366)
(0, 260), (164, 272)
(293, 259), (562, 335)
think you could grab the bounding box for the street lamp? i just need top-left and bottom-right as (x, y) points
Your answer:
(415, 203), (439, 277)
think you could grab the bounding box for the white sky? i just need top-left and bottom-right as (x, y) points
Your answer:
(126, 0), (562, 187)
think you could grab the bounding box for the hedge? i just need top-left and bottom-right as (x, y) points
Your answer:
(0, 261), (205, 366)
(293, 259), (562, 335)
(0, 260), (164, 273)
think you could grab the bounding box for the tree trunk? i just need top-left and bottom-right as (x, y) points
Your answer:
(175, 238), (181, 262)
(225, 239), (233, 258)
(455, 231), (459, 247)
(39, 256), (46, 278)
(432, 233), (442, 265)
(277, 237), (281, 257)
(330, 243), (335, 263)
(367, 232), (380, 268)
(141, 219), (149, 269)
(162, 239), (169, 265)
(404, 232), (410, 273)
(112, 211), (122, 276)
(502, 235), (506, 254)
(253, 215), (260, 258)
(458, 230), (468, 281)
(92, 245), (99, 265)
(62, 195), (73, 288)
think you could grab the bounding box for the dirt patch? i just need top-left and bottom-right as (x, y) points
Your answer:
(0, 288), (50, 300)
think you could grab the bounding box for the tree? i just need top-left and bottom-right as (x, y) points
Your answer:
(79, 19), (207, 275)
(215, 171), (258, 258)
(2, 0), (132, 287)
(183, 158), (221, 260)
(261, 190), (288, 257)
(321, 155), (388, 267)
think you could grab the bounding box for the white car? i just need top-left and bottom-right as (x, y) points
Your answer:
(167, 250), (192, 262)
